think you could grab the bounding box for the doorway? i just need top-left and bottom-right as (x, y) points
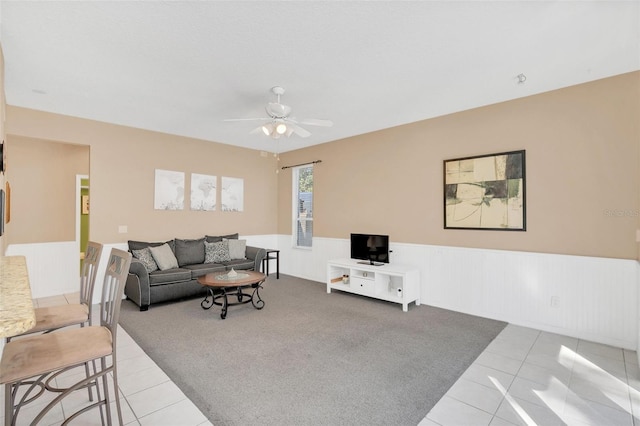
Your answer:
(76, 174), (89, 265)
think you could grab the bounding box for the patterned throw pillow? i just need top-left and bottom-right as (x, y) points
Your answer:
(131, 247), (159, 273)
(204, 240), (231, 264)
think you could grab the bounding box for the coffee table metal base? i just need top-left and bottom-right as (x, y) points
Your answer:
(200, 282), (264, 319)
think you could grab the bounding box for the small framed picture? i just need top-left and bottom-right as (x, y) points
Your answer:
(82, 195), (89, 215)
(0, 189), (4, 236)
(5, 181), (10, 223)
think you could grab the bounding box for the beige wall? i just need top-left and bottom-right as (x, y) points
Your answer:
(279, 72), (640, 260)
(5, 108), (279, 245)
(6, 136), (88, 245)
(4, 72), (639, 260)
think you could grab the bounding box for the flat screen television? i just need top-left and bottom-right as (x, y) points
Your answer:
(350, 233), (389, 265)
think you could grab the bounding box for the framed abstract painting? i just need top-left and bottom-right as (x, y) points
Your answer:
(444, 150), (526, 231)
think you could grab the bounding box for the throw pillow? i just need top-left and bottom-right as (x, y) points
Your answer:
(149, 243), (179, 270)
(225, 238), (247, 260)
(204, 240), (231, 264)
(174, 238), (205, 266)
(131, 247), (159, 273)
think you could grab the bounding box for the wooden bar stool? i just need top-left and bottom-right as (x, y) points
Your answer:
(8, 241), (103, 340)
(0, 248), (132, 426)
(6, 241), (104, 402)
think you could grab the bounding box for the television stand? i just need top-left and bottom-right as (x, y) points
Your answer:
(357, 261), (384, 266)
(327, 259), (420, 312)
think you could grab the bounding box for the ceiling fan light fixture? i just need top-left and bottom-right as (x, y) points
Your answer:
(276, 123), (287, 135)
(261, 123), (273, 136)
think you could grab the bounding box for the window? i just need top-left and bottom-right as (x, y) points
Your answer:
(293, 165), (313, 247)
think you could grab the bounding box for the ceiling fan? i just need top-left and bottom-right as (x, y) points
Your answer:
(224, 86), (333, 139)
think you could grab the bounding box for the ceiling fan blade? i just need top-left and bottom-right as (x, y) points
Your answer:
(298, 118), (333, 127)
(249, 125), (266, 135)
(288, 122), (311, 138)
(223, 118), (268, 122)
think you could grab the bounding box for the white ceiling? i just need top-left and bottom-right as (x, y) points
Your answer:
(0, 1), (638, 153)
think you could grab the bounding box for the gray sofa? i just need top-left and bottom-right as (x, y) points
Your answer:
(124, 234), (266, 311)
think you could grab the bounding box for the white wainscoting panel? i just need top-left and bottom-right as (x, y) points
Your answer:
(5, 241), (80, 299)
(275, 235), (639, 350)
(243, 235), (279, 254)
(276, 236), (349, 281)
(8, 237), (638, 349)
(422, 245), (638, 350)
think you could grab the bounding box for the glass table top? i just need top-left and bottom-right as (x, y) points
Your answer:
(215, 272), (250, 281)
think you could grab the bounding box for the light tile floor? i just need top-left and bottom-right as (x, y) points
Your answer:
(3, 294), (639, 425)
(423, 324), (640, 426)
(1, 293), (210, 426)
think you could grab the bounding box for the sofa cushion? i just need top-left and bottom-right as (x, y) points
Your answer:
(149, 243), (179, 270)
(225, 239), (247, 260)
(131, 247), (159, 273)
(205, 233), (238, 243)
(205, 241), (231, 263)
(148, 268), (192, 286)
(223, 259), (254, 270)
(174, 238), (205, 266)
(183, 263), (227, 278)
(128, 239), (175, 253)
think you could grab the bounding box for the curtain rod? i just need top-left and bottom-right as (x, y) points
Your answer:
(281, 160), (322, 170)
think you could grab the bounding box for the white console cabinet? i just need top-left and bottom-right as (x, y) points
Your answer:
(326, 259), (420, 312)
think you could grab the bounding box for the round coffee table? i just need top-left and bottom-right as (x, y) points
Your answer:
(197, 270), (266, 319)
